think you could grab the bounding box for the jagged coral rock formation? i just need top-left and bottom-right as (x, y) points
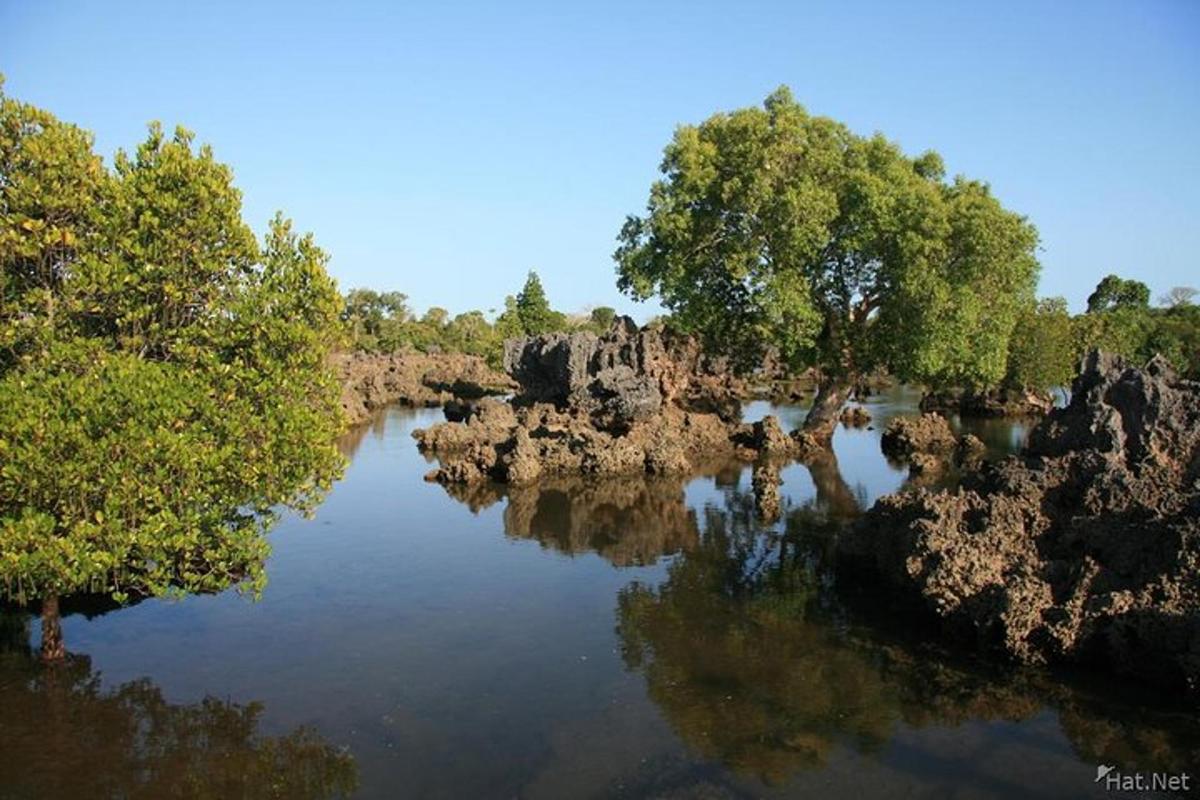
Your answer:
(502, 317), (744, 429)
(333, 351), (514, 426)
(843, 352), (1200, 696)
(880, 413), (960, 458)
(415, 319), (813, 485)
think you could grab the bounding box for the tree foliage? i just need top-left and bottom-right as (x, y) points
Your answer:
(615, 87), (1039, 432)
(340, 270), (584, 367)
(340, 288), (410, 352)
(589, 306), (617, 330)
(1073, 275), (1199, 378)
(1005, 297), (1076, 392)
(1086, 274), (1150, 313)
(0, 84), (344, 607)
(514, 270), (565, 335)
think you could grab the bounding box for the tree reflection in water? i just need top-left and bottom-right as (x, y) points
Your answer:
(432, 454), (1200, 788)
(613, 488), (1200, 786)
(0, 608), (358, 800)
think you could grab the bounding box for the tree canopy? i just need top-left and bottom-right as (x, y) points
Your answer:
(1004, 297), (1076, 392)
(1086, 274), (1150, 313)
(615, 86), (1040, 436)
(340, 270), (597, 367)
(514, 270), (564, 335)
(1070, 275), (1200, 379)
(0, 84), (344, 620)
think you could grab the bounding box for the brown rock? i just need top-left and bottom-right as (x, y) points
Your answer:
(843, 352), (1200, 697)
(752, 462), (783, 522)
(333, 350), (514, 427)
(416, 320), (769, 485)
(880, 414), (958, 459)
(956, 434), (987, 464)
(840, 406), (872, 428)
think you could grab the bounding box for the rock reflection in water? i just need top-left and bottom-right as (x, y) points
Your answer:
(445, 470), (711, 567)
(503, 476), (702, 567)
(439, 457), (867, 568)
(614, 493), (1200, 787)
(0, 609), (358, 800)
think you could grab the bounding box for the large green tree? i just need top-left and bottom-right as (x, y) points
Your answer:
(615, 87), (1039, 439)
(0, 84), (345, 658)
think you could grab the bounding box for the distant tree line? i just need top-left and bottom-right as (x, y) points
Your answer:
(341, 270), (618, 367)
(1007, 275), (1199, 393)
(343, 269), (1198, 394)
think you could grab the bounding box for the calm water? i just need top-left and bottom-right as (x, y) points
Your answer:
(2, 389), (1196, 799)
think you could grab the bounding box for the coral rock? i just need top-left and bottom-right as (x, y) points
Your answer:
(843, 352), (1200, 697)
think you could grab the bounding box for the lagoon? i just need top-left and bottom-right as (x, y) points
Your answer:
(2, 392), (1195, 799)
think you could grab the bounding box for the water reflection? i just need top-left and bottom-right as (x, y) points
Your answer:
(438, 456), (865, 568)
(444, 473), (701, 566)
(14, 401), (1184, 799)
(0, 608), (358, 799)
(614, 494), (1200, 787)
(335, 410), (392, 461)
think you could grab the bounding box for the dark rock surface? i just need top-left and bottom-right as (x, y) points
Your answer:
(842, 352), (1200, 697)
(502, 317), (743, 430)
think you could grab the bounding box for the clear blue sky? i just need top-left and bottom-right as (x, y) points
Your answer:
(3, 1), (1197, 319)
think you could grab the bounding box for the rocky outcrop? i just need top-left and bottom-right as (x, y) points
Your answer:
(502, 317), (744, 430)
(880, 414), (959, 458)
(414, 319), (820, 485)
(333, 351), (514, 426)
(920, 387), (1056, 418)
(842, 352), (1200, 696)
(880, 413), (987, 481)
(840, 405), (872, 428)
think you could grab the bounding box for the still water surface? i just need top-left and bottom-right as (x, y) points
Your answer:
(2, 389), (1196, 798)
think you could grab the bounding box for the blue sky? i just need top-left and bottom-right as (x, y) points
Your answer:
(3, 1), (1197, 320)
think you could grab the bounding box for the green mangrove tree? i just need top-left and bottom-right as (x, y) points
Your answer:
(615, 87), (1040, 439)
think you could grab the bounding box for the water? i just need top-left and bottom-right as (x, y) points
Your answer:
(1, 395), (1196, 799)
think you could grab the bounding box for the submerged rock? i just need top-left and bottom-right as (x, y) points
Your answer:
(751, 462), (784, 523)
(842, 352), (1200, 697)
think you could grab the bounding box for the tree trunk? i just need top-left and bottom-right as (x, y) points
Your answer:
(806, 450), (861, 520)
(40, 594), (65, 663)
(802, 377), (851, 444)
